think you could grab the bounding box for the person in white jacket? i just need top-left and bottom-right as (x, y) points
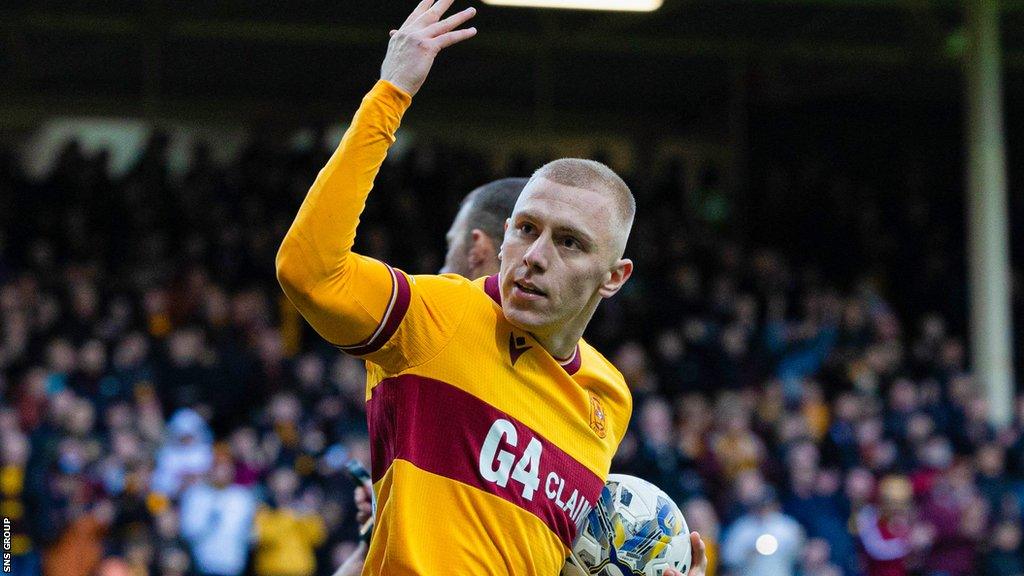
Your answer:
(151, 408), (214, 499)
(180, 454), (257, 576)
(721, 484), (805, 576)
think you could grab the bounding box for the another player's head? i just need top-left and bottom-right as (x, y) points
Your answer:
(499, 159), (634, 350)
(441, 177), (527, 279)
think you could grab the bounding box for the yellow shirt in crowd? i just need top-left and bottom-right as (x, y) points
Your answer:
(253, 507), (326, 576)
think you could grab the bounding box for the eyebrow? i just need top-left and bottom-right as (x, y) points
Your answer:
(516, 210), (596, 248)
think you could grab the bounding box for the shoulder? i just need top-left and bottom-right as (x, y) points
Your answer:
(579, 340), (630, 403)
(406, 271), (481, 295)
(729, 515), (757, 534)
(226, 485), (256, 501)
(780, 513), (804, 532)
(362, 272), (497, 371)
(578, 340), (633, 445)
(401, 272), (496, 322)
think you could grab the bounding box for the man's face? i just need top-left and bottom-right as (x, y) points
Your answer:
(441, 201), (473, 277)
(498, 177), (625, 338)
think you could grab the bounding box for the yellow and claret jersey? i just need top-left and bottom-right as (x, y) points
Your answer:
(276, 80), (632, 575)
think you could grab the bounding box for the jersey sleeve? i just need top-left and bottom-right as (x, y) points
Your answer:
(276, 80), (467, 373)
(356, 272), (474, 372)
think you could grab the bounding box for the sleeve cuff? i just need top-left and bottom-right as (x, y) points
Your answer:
(368, 79), (413, 114)
(337, 264), (412, 356)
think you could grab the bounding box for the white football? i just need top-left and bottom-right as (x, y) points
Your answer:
(562, 474), (691, 576)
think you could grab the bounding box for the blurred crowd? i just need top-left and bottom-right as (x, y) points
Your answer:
(1, 126), (1023, 576)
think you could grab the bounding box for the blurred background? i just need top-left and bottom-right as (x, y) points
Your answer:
(2, 1), (1024, 575)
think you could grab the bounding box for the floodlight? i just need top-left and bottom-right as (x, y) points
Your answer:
(481, 0), (662, 12)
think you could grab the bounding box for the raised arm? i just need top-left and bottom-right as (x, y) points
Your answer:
(275, 0), (476, 347)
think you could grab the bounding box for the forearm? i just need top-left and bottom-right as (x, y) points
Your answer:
(276, 80), (412, 345)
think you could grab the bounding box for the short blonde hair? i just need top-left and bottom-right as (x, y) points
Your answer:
(530, 158), (635, 229)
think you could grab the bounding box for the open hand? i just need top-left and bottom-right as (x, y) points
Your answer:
(380, 0), (477, 97)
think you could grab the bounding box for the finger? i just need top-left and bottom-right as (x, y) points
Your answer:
(356, 485), (372, 503)
(433, 26), (476, 50)
(390, 29), (398, 36)
(690, 532), (708, 568)
(422, 0), (456, 22)
(426, 6), (476, 37)
(402, 0), (435, 28)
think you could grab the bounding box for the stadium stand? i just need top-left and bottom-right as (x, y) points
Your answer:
(1, 129), (1023, 576)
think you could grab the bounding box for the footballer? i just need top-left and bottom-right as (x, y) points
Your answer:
(278, 1), (706, 574)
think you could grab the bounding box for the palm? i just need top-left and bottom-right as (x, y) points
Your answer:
(380, 0), (477, 97)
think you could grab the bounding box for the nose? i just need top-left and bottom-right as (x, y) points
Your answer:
(522, 234), (551, 272)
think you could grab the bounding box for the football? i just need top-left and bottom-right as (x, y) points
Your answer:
(562, 474), (692, 576)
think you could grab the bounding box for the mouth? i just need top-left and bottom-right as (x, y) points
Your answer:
(513, 280), (547, 298)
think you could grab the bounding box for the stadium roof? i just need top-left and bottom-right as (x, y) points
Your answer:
(3, 0), (1024, 129)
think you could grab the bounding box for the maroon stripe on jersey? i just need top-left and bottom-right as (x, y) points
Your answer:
(341, 266), (411, 356)
(557, 346), (582, 376)
(367, 374), (604, 547)
(484, 274), (501, 306)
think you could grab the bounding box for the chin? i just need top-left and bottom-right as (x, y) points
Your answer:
(502, 304), (549, 332)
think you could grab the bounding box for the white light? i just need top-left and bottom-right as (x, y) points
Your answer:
(481, 0), (662, 12)
(755, 534), (779, 556)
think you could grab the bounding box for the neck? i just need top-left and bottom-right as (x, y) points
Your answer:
(473, 262), (498, 283)
(534, 329), (582, 361)
(533, 294), (600, 360)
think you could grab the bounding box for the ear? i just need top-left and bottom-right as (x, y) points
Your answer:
(497, 218), (512, 261)
(467, 229), (496, 270)
(598, 258), (633, 299)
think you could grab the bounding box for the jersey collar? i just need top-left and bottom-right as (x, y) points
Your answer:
(484, 274), (582, 376)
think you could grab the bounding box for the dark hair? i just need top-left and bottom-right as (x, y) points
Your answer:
(462, 177), (528, 245)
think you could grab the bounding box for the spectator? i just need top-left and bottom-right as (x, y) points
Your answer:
(629, 397), (703, 504)
(684, 498), (720, 576)
(781, 454), (857, 576)
(1, 431), (38, 576)
(983, 520), (1024, 576)
(253, 467), (326, 576)
(720, 482), (805, 576)
(801, 539), (843, 576)
(709, 399), (764, 484)
(152, 510), (191, 576)
(42, 498), (115, 576)
(855, 475), (931, 576)
(918, 460), (988, 576)
(151, 408), (213, 500)
(179, 453), (256, 576)
(975, 443), (1013, 514)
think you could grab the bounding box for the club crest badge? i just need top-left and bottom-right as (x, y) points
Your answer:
(589, 392), (607, 438)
